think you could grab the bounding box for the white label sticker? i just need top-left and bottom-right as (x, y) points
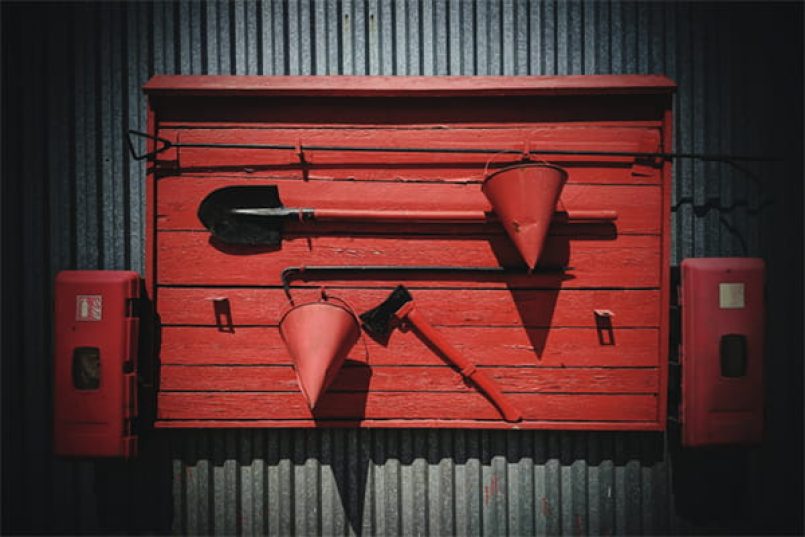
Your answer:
(719, 283), (745, 309)
(76, 295), (103, 321)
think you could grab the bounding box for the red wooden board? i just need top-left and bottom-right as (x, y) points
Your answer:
(158, 393), (658, 422)
(157, 233), (661, 288)
(152, 130), (662, 185)
(159, 365), (658, 393)
(143, 74), (677, 96)
(157, 178), (662, 233)
(146, 75), (673, 429)
(160, 326), (660, 367)
(156, 127), (663, 184)
(156, 288), (661, 327)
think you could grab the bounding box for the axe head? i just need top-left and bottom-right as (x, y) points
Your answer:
(197, 185), (285, 246)
(359, 285), (413, 341)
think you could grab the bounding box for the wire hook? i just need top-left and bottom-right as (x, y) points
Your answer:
(126, 129), (173, 161)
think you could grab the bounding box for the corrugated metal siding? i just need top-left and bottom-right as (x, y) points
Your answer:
(1, 1), (801, 535)
(166, 429), (668, 536)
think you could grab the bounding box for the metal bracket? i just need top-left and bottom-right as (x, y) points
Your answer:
(295, 139), (308, 167)
(631, 139), (663, 176)
(522, 141), (533, 162)
(594, 309), (615, 346)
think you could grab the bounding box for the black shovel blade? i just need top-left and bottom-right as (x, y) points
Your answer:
(198, 185), (285, 246)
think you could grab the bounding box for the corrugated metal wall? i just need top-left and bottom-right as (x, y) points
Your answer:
(2, 1), (802, 535)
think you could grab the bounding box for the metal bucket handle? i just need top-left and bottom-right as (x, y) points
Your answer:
(278, 287), (369, 361)
(482, 146), (554, 178)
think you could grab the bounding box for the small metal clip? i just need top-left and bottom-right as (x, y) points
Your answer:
(594, 309), (615, 346)
(209, 297), (234, 333)
(522, 140), (533, 161)
(295, 139), (307, 165)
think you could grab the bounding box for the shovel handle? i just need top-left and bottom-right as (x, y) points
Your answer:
(561, 210), (618, 222)
(314, 208), (485, 223)
(312, 208), (616, 225)
(399, 304), (523, 423)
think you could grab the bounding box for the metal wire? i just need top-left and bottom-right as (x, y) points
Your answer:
(127, 129), (779, 163)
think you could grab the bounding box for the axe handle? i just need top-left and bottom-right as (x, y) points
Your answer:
(398, 304), (523, 423)
(312, 208), (616, 224)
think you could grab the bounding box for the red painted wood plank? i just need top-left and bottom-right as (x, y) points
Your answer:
(158, 167), (658, 185)
(157, 177), (661, 233)
(157, 288), (661, 328)
(157, 163), (659, 186)
(160, 326), (660, 367)
(158, 127), (662, 183)
(169, 126), (662, 147)
(170, 127), (660, 163)
(159, 365), (659, 394)
(145, 74), (676, 96)
(157, 392), (658, 421)
(153, 418), (664, 430)
(156, 233), (661, 288)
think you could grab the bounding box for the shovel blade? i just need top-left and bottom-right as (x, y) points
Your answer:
(279, 300), (361, 409)
(482, 164), (568, 271)
(198, 185), (285, 246)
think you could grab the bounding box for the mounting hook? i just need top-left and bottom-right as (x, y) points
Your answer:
(126, 130), (173, 161)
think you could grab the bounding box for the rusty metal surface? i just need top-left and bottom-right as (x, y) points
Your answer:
(1, 1), (801, 535)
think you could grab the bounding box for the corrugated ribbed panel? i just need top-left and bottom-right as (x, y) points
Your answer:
(168, 429), (669, 536)
(2, 1), (801, 535)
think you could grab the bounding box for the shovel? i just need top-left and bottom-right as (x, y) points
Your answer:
(198, 165), (617, 270)
(360, 285), (523, 423)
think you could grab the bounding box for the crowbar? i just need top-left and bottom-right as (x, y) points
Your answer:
(359, 285), (523, 423)
(280, 265), (573, 302)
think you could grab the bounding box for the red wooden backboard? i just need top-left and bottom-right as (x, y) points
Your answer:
(145, 75), (674, 430)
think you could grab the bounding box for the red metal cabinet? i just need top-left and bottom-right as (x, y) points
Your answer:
(144, 75), (675, 430)
(53, 271), (139, 457)
(680, 258), (765, 446)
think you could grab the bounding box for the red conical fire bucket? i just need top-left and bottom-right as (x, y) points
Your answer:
(279, 296), (361, 409)
(482, 163), (568, 271)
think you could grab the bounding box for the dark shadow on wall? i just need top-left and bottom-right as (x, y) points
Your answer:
(92, 433), (174, 535)
(668, 424), (766, 536)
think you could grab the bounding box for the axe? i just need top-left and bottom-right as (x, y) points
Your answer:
(360, 285), (523, 423)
